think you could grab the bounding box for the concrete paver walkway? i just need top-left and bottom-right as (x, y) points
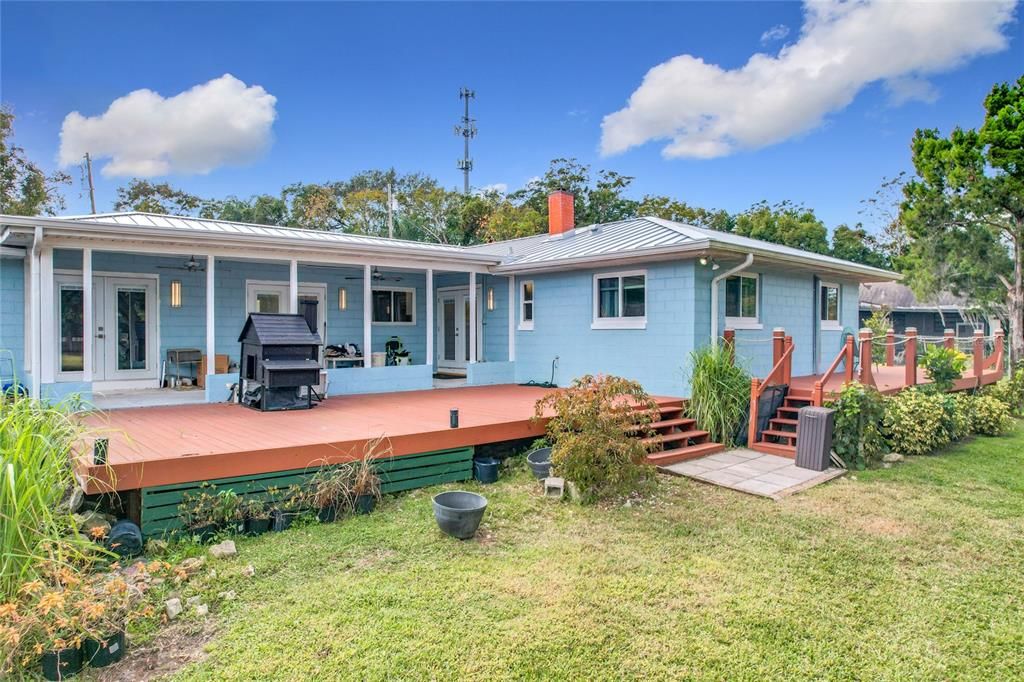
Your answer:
(661, 448), (845, 500)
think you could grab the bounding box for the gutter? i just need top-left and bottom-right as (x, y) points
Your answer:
(710, 253), (754, 344)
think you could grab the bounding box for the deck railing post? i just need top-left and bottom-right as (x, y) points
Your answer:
(783, 336), (793, 384)
(812, 380), (823, 407)
(858, 329), (875, 387)
(944, 329), (955, 351)
(843, 334), (855, 383)
(723, 328), (735, 364)
(973, 329), (984, 388)
(748, 378), (760, 446)
(885, 328), (895, 366)
(771, 328), (785, 369)
(905, 327), (918, 387)
(995, 329), (1005, 375)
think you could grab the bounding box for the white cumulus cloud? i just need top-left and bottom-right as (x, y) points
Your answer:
(760, 24), (790, 45)
(59, 74), (277, 177)
(601, 0), (1017, 160)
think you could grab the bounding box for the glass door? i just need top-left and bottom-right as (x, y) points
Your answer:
(435, 287), (483, 370)
(102, 278), (158, 381)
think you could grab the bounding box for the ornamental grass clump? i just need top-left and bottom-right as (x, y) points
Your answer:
(534, 374), (658, 504)
(0, 393), (99, 602)
(686, 344), (750, 447)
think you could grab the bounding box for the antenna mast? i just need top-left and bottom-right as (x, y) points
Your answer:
(454, 87), (476, 194)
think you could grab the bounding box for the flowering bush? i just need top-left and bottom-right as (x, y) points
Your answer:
(920, 346), (968, 393)
(884, 388), (952, 456)
(971, 395), (1013, 436)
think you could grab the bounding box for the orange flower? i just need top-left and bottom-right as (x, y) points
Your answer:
(0, 625), (20, 647)
(82, 601), (106, 620)
(18, 580), (43, 595)
(37, 591), (65, 615)
(0, 603), (17, 619)
(89, 526), (108, 540)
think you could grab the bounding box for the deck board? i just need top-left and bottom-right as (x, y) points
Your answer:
(78, 385), (683, 493)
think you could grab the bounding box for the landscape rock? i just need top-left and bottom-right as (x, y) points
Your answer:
(209, 540), (237, 559)
(242, 564), (256, 578)
(186, 596), (202, 607)
(178, 557), (205, 574)
(218, 590), (236, 601)
(194, 604), (209, 617)
(566, 481), (580, 502)
(165, 598), (183, 620)
(74, 510), (112, 538)
(882, 453), (905, 463)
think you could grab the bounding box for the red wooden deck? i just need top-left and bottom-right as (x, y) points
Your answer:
(77, 385), (683, 494)
(788, 364), (999, 398)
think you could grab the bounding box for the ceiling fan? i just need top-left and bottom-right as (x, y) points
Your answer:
(343, 266), (402, 282)
(156, 256), (206, 272)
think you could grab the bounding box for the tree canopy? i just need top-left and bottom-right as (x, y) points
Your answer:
(0, 107), (71, 216)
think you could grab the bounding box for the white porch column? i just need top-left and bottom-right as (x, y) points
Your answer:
(288, 259), (298, 314)
(426, 268), (434, 368)
(82, 248), (93, 382)
(469, 271), (477, 364)
(363, 264), (372, 368)
(39, 246), (55, 385)
(29, 227), (41, 399)
(206, 255), (216, 380)
(507, 276), (515, 362)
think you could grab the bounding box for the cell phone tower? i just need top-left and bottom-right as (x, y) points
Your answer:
(454, 87), (476, 194)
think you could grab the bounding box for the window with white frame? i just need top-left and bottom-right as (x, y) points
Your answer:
(372, 287), (415, 324)
(592, 271), (646, 329)
(724, 274), (760, 328)
(519, 280), (534, 330)
(819, 282), (841, 329)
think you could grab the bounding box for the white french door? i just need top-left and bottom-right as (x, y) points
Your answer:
(436, 287), (482, 371)
(55, 274), (158, 383)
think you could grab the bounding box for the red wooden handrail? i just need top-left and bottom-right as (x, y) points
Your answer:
(812, 334), (854, 406)
(748, 341), (795, 446)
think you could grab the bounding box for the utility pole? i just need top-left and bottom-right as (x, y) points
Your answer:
(84, 153), (97, 214)
(386, 182), (394, 239)
(454, 87), (476, 194)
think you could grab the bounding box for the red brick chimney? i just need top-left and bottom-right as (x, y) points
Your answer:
(548, 191), (575, 235)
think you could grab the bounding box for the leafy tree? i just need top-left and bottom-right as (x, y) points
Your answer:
(282, 182), (345, 231)
(636, 195), (733, 231)
(733, 200), (830, 254)
(0, 107), (71, 215)
(900, 75), (1024, 362)
(509, 158), (639, 227)
(114, 179), (202, 215)
(831, 224), (889, 268)
(200, 194), (289, 225)
(340, 187), (390, 236)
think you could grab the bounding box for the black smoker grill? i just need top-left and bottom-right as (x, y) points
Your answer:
(238, 313), (323, 411)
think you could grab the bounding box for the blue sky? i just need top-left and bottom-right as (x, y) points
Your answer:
(2, 1), (1021, 233)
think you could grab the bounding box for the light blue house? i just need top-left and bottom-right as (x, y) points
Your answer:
(0, 191), (894, 406)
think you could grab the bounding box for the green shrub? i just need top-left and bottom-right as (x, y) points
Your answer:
(535, 375), (658, 504)
(985, 363), (1024, 417)
(862, 309), (892, 365)
(884, 388), (952, 456)
(686, 343), (751, 447)
(946, 393), (975, 441)
(829, 382), (886, 470)
(971, 395), (1013, 436)
(920, 345), (968, 392)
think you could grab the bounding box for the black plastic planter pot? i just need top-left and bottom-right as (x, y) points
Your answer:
(188, 523), (220, 543)
(271, 510), (298, 532)
(41, 645), (82, 680)
(473, 457), (500, 484)
(83, 631), (126, 668)
(526, 447), (552, 479)
(317, 505), (339, 523)
(245, 517), (272, 535)
(432, 491), (488, 540)
(355, 494), (376, 515)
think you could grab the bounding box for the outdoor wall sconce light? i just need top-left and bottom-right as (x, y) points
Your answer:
(486, 287), (494, 311)
(170, 280), (182, 308)
(338, 287), (347, 310)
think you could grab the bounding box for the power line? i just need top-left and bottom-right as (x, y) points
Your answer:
(454, 87), (476, 194)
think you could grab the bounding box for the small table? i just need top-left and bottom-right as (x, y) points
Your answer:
(166, 348), (202, 388)
(326, 356), (364, 369)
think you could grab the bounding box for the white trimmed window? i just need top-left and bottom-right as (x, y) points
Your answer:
(519, 280), (534, 330)
(592, 270), (646, 329)
(725, 274), (761, 329)
(372, 287), (415, 324)
(820, 282), (841, 330)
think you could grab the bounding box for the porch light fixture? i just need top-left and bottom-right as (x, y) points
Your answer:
(486, 287), (494, 311)
(170, 280), (182, 308)
(338, 287), (347, 310)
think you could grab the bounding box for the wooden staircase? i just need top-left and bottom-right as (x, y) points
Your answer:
(636, 400), (724, 466)
(751, 388), (812, 458)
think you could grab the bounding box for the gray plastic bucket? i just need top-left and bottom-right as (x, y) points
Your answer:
(432, 491), (488, 540)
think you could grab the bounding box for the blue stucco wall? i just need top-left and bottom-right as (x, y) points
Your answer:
(325, 365), (433, 395)
(513, 262), (699, 397)
(0, 255), (25, 378)
(467, 360), (515, 386)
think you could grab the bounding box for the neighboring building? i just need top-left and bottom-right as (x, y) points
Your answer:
(858, 282), (993, 337)
(0, 191), (896, 403)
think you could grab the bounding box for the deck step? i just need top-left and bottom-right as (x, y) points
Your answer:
(642, 429), (709, 446)
(751, 441), (797, 458)
(761, 428), (798, 441)
(648, 442), (725, 466)
(777, 406), (802, 415)
(784, 397), (812, 407)
(649, 417), (697, 431)
(769, 417), (799, 427)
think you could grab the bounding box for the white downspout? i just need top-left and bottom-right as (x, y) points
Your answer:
(710, 253), (754, 344)
(30, 225), (43, 399)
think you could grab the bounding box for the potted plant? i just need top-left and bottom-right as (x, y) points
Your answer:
(16, 579), (86, 680)
(353, 435), (388, 514)
(81, 576), (130, 669)
(240, 497), (272, 535)
(212, 490), (243, 534)
(270, 484), (307, 531)
(178, 483), (219, 542)
(309, 466), (353, 523)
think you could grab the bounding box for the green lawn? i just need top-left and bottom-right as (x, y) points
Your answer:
(160, 425), (1024, 680)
